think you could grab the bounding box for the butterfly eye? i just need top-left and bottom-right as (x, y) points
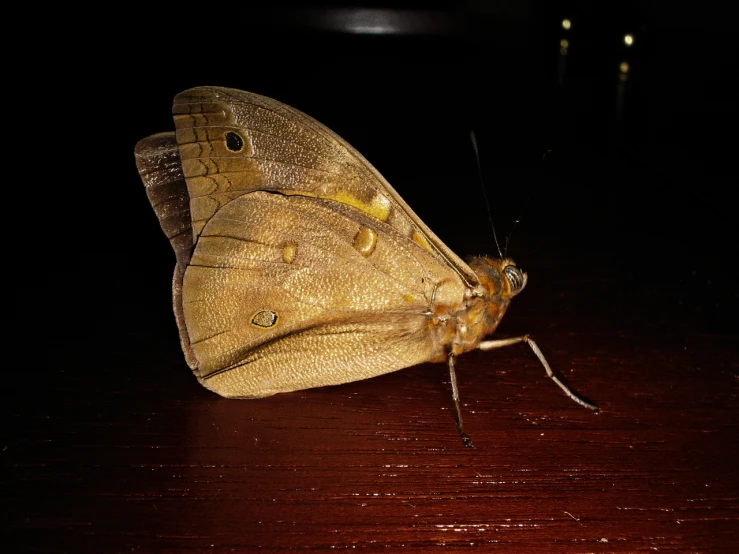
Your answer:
(225, 131), (245, 152)
(503, 265), (527, 295)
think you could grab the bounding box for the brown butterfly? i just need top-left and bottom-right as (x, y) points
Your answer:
(134, 86), (596, 447)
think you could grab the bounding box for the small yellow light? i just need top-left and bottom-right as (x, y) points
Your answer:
(562, 19), (571, 30)
(624, 34), (634, 46)
(560, 39), (569, 48)
(620, 61), (629, 73)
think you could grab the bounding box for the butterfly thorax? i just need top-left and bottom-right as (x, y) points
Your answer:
(429, 257), (528, 361)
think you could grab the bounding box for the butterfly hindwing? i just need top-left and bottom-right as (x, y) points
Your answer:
(183, 191), (466, 397)
(134, 132), (199, 369)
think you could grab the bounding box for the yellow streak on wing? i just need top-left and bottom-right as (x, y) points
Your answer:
(327, 190), (392, 221)
(411, 231), (434, 254)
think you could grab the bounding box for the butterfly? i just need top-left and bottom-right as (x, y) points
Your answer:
(134, 86), (596, 447)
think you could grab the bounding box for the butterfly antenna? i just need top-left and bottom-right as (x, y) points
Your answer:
(502, 149), (549, 256)
(470, 130), (503, 258)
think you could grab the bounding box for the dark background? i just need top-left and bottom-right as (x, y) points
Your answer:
(27, 2), (737, 329)
(7, 2), (738, 552)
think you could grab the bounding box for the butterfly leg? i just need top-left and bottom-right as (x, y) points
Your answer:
(478, 335), (599, 413)
(448, 353), (475, 448)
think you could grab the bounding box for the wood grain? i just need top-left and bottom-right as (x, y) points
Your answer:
(7, 211), (737, 552)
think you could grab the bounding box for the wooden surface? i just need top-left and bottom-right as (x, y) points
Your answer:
(6, 6), (738, 553)
(8, 216), (737, 552)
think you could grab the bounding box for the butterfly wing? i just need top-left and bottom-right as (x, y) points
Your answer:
(172, 86), (479, 287)
(135, 87), (486, 397)
(183, 190), (466, 397)
(134, 132), (193, 273)
(134, 132), (199, 369)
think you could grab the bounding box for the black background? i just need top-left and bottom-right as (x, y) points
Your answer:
(24, 7), (734, 291)
(12, 0), (737, 413)
(29, 2), (734, 336)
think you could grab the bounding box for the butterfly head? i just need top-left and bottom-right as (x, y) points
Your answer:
(502, 260), (528, 297)
(468, 256), (528, 301)
(450, 257), (528, 348)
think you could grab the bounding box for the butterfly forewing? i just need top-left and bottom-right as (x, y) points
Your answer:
(172, 87), (479, 286)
